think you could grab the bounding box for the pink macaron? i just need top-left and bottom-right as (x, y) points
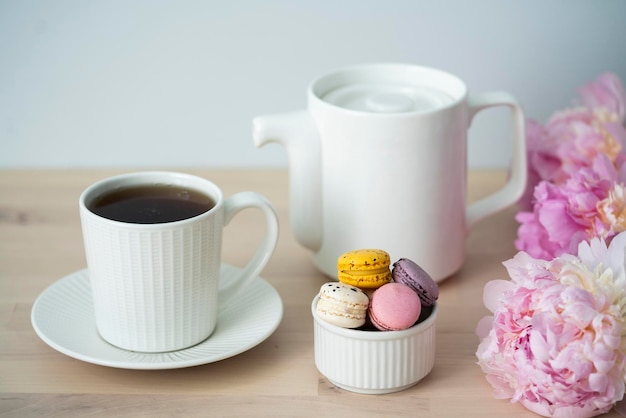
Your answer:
(368, 283), (422, 331)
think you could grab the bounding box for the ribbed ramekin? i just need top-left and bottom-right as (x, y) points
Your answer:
(311, 295), (437, 394)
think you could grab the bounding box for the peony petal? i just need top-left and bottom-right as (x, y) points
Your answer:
(483, 280), (515, 313)
(476, 315), (494, 340)
(577, 235), (608, 267)
(529, 328), (550, 362)
(537, 200), (582, 246)
(592, 153), (620, 181)
(588, 373), (609, 393)
(605, 230), (626, 272)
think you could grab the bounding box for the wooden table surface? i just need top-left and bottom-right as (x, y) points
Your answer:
(1, 169), (619, 417)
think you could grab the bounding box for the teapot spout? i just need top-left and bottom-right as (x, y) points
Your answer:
(252, 110), (322, 252)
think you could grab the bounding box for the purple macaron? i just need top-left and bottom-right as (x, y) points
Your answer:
(392, 258), (439, 306)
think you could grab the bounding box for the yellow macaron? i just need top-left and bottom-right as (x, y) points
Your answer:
(337, 249), (392, 289)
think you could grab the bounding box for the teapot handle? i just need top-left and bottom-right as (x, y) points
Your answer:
(466, 92), (527, 227)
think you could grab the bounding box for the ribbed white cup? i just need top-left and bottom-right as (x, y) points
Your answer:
(312, 295), (437, 394)
(80, 172), (278, 353)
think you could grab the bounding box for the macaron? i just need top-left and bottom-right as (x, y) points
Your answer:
(368, 283), (422, 331)
(316, 282), (370, 329)
(392, 258), (439, 307)
(337, 249), (392, 289)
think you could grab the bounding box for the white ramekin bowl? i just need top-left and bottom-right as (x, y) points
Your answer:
(311, 295), (438, 394)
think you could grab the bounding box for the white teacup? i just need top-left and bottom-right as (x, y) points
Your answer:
(79, 171), (279, 353)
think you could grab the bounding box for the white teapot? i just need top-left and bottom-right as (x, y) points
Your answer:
(253, 63), (526, 281)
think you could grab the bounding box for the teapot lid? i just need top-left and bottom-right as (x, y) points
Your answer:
(310, 63), (466, 114)
(321, 82), (453, 113)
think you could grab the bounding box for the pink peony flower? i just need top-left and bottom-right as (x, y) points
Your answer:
(515, 154), (626, 260)
(477, 233), (626, 418)
(551, 107), (626, 181)
(578, 73), (626, 121)
(519, 119), (563, 211)
(519, 73), (626, 211)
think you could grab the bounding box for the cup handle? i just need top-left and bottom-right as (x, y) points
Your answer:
(218, 191), (279, 305)
(466, 92), (527, 227)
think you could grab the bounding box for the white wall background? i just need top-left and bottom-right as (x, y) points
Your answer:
(1, 0), (625, 169)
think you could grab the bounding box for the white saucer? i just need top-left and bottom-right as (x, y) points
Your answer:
(31, 264), (283, 369)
